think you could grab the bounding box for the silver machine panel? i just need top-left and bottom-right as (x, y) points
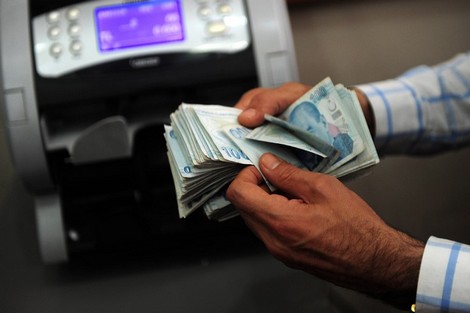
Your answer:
(33, 0), (252, 77)
(0, 0), (298, 263)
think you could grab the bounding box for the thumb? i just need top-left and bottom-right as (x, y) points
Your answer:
(259, 153), (321, 200)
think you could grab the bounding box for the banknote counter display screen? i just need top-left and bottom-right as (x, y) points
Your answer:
(95, 0), (185, 52)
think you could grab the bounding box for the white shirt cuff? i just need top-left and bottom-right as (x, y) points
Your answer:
(416, 236), (470, 312)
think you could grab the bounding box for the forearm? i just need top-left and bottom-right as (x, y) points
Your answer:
(322, 218), (424, 309)
(356, 52), (470, 155)
(368, 229), (424, 310)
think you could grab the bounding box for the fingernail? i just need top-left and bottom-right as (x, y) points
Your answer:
(261, 153), (281, 170)
(242, 108), (257, 119)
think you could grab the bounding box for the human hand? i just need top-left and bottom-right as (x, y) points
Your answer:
(235, 82), (311, 128)
(227, 153), (424, 308)
(235, 82), (376, 137)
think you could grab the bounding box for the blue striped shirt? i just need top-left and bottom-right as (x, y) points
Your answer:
(358, 52), (470, 155)
(358, 52), (470, 312)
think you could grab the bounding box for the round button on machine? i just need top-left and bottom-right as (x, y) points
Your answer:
(218, 4), (232, 15)
(69, 40), (83, 56)
(47, 26), (61, 40)
(206, 20), (228, 35)
(46, 11), (60, 24)
(66, 7), (80, 21)
(49, 43), (63, 58)
(198, 6), (212, 19)
(68, 23), (81, 37)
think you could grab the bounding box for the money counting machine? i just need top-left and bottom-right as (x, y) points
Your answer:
(0, 0), (298, 263)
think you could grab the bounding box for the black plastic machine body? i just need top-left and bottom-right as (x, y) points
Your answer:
(0, 0), (298, 263)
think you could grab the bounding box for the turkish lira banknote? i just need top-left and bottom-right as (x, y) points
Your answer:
(164, 77), (379, 221)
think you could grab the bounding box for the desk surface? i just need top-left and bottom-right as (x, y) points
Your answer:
(0, 116), (406, 313)
(0, 121), (332, 313)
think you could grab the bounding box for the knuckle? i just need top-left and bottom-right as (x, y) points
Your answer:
(268, 218), (300, 248)
(265, 241), (289, 263)
(270, 163), (310, 188)
(251, 90), (282, 113)
(310, 174), (338, 191)
(254, 92), (275, 105)
(225, 183), (238, 203)
(280, 82), (310, 94)
(243, 87), (265, 98)
(275, 163), (299, 181)
(263, 227), (303, 270)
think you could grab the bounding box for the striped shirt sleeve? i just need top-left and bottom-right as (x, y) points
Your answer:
(357, 52), (470, 155)
(416, 237), (470, 312)
(357, 53), (470, 312)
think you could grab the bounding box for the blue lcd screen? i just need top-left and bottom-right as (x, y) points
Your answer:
(95, 0), (185, 52)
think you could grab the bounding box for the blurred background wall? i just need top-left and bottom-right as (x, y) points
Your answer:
(287, 0), (470, 310)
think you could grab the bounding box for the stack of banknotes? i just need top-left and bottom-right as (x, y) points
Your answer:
(164, 77), (379, 221)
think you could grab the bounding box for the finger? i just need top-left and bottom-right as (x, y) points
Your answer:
(228, 167), (273, 230)
(234, 88), (269, 110)
(227, 166), (269, 212)
(237, 83), (311, 128)
(259, 153), (327, 203)
(235, 88), (269, 128)
(237, 108), (266, 128)
(227, 165), (293, 217)
(230, 165), (264, 188)
(227, 166), (272, 237)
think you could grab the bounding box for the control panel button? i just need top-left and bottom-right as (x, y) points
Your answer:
(46, 11), (60, 24)
(68, 23), (81, 37)
(198, 6), (212, 19)
(66, 7), (80, 21)
(49, 43), (63, 58)
(69, 40), (83, 56)
(47, 26), (61, 40)
(206, 20), (227, 35)
(218, 4), (232, 15)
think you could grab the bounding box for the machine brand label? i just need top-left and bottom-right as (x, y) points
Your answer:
(129, 57), (161, 68)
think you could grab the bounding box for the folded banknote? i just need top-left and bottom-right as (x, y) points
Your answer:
(164, 77), (379, 221)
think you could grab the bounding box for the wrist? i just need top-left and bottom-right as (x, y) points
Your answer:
(373, 229), (425, 310)
(352, 87), (376, 138)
